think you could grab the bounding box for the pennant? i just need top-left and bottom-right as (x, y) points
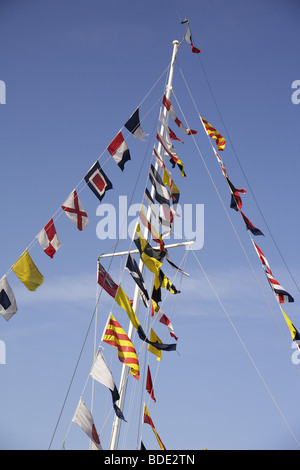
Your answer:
(72, 399), (102, 450)
(134, 223), (165, 276)
(84, 161), (113, 201)
(124, 108), (147, 141)
(162, 95), (197, 135)
(146, 365), (156, 403)
(0, 275), (18, 321)
(226, 178), (246, 211)
(201, 117), (226, 151)
(107, 131), (131, 171)
(183, 22), (201, 53)
(280, 307), (300, 350)
(139, 205), (165, 250)
(154, 269), (180, 295)
(125, 253), (149, 308)
(90, 347), (126, 421)
(148, 328), (162, 361)
(252, 241), (294, 304)
(158, 106), (184, 143)
(143, 404), (166, 450)
(97, 262), (119, 299)
(240, 211), (264, 236)
(156, 132), (186, 177)
(151, 304), (178, 341)
(102, 313), (140, 379)
(162, 168), (180, 206)
(212, 148), (228, 178)
(36, 219), (62, 259)
(61, 189), (89, 231)
(115, 284), (141, 332)
(12, 250), (44, 292)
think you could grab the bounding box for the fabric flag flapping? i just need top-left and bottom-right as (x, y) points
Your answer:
(12, 250), (44, 292)
(139, 205), (165, 250)
(240, 211), (264, 236)
(280, 307), (300, 350)
(151, 304), (178, 341)
(252, 241), (294, 304)
(147, 327), (176, 361)
(226, 178), (246, 211)
(162, 168), (180, 206)
(125, 253), (149, 308)
(0, 275), (18, 321)
(183, 22), (201, 53)
(61, 189), (89, 231)
(124, 108), (147, 142)
(107, 131), (131, 171)
(143, 404), (166, 450)
(97, 262), (119, 298)
(201, 117), (226, 151)
(156, 132), (186, 177)
(102, 313), (140, 379)
(144, 187), (172, 235)
(146, 365), (156, 403)
(72, 399), (102, 450)
(36, 219), (62, 259)
(134, 223), (165, 276)
(162, 95), (197, 135)
(149, 164), (171, 207)
(212, 148), (228, 178)
(84, 161), (113, 201)
(154, 269), (180, 295)
(90, 347), (125, 421)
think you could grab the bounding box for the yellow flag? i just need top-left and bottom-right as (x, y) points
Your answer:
(115, 285), (140, 331)
(280, 307), (299, 341)
(147, 328), (162, 361)
(12, 250), (44, 291)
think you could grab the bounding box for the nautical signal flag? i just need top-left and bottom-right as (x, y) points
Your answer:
(240, 211), (264, 236)
(11, 250), (44, 292)
(252, 241), (294, 304)
(124, 108), (147, 142)
(97, 261), (119, 299)
(36, 219), (62, 258)
(72, 399), (102, 450)
(84, 161), (113, 201)
(0, 275), (18, 321)
(183, 21), (201, 54)
(107, 131), (131, 171)
(201, 117), (226, 151)
(280, 307), (300, 350)
(125, 253), (149, 308)
(162, 95), (197, 135)
(156, 131), (186, 177)
(102, 313), (140, 380)
(226, 178), (246, 211)
(90, 347), (126, 421)
(61, 189), (89, 231)
(146, 365), (156, 403)
(143, 404), (166, 450)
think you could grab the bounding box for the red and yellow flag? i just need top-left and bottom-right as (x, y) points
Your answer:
(103, 313), (139, 380)
(143, 403), (166, 450)
(201, 117), (226, 151)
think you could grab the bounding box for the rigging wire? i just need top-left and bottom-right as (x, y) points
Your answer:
(195, 54), (300, 295)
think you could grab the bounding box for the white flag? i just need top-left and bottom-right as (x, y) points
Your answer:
(0, 275), (18, 321)
(36, 219), (62, 259)
(61, 189), (89, 231)
(72, 399), (102, 450)
(90, 347), (115, 392)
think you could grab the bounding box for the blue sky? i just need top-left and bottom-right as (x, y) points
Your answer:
(0, 0), (299, 450)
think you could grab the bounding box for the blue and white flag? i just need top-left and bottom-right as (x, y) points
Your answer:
(0, 275), (18, 321)
(125, 253), (149, 308)
(84, 161), (113, 202)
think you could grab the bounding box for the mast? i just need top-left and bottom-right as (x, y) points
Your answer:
(108, 39), (180, 450)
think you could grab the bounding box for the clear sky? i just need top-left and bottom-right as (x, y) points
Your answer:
(0, 0), (299, 451)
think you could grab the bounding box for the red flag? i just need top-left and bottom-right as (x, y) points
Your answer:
(146, 365), (156, 403)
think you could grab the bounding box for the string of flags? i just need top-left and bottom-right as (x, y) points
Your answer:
(2, 20), (297, 451)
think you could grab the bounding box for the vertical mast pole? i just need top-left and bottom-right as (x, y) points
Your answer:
(109, 39), (180, 451)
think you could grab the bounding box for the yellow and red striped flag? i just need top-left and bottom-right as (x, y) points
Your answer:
(143, 403), (166, 450)
(102, 313), (139, 380)
(201, 117), (226, 151)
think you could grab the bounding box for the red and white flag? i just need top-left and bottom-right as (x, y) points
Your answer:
(162, 95), (197, 136)
(61, 189), (89, 231)
(107, 131), (131, 171)
(36, 219), (62, 259)
(72, 399), (102, 450)
(184, 23), (201, 53)
(151, 304), (178, 340)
